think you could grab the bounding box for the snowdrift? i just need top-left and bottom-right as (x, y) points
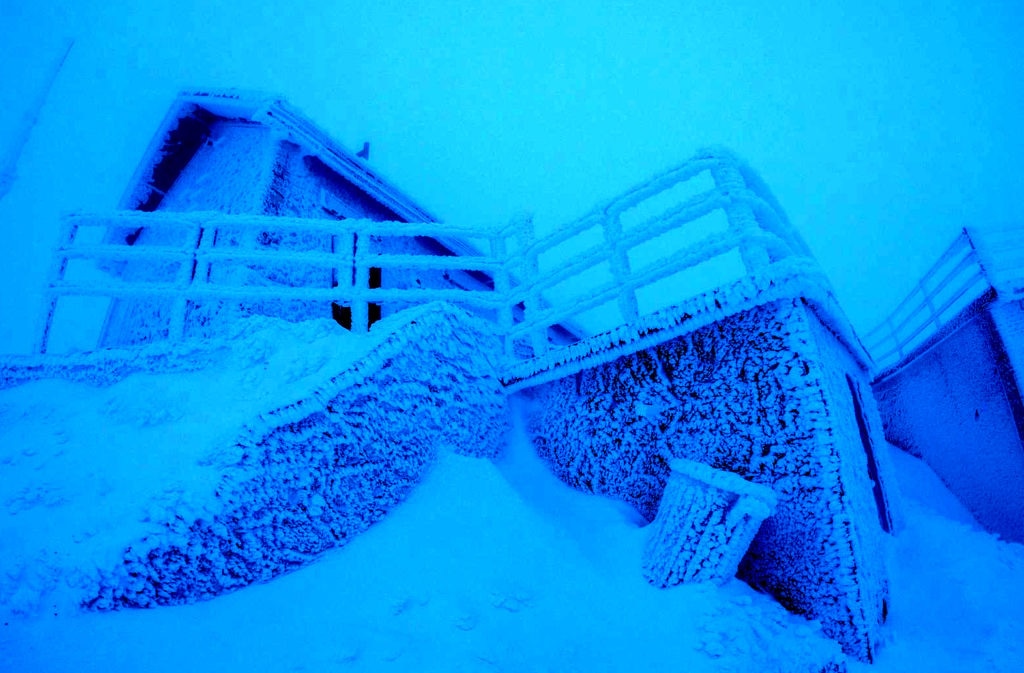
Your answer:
(0, 303), (506, 615)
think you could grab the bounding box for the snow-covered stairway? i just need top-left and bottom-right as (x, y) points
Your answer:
(0, 302), (507, 614)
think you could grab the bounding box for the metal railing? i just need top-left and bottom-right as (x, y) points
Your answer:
(864, 230), (990, 370)
(38, 148), (817, 377)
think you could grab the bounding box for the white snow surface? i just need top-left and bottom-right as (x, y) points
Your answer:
(1, 318), (1023, 671)
(0, 316), (375, 617)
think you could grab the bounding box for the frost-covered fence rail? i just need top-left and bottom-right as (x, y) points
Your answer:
(865, 229), (1000, 370)
(36, 211), (511, 352)
(503, 147), (818, 383)
(38, 148), (822, 373)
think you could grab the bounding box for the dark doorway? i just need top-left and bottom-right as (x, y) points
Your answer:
(847, 374), (893, 533)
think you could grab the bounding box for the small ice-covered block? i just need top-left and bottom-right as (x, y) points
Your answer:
(643, 458), (777, 587)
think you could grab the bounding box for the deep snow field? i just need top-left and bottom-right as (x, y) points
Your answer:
(1, 318), (1023, 672)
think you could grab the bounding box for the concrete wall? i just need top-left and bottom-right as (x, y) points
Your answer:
(873, 305), (1024, 543)
(523, 298), (891, 662)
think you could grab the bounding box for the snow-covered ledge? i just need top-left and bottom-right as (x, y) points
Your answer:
(643, 458), (777, 587)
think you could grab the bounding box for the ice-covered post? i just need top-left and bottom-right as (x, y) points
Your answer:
(513, 214), (547, 358)
(711, 159), (770, 273)
(334, 226), (357, 330)
(351, 231), (369, 333)
(35, 218), (77, 353)
(168, 220), (204, 342)
(601, 210), (640, 324)
(490, 227), (515, 360)
(643, 458), (777, 587)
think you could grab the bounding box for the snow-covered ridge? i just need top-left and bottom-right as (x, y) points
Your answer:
(0, 302), (507, 616)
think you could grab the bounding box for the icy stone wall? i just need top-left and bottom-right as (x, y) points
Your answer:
(87, 303), (508, 609)
(873, 307), (1024, 543)
(524, 298), (890, 662)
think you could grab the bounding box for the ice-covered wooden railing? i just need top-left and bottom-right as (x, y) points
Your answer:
(37, 148), (825, 380)
(501, 147), (821, 385)
(36, 211), (512, 353)
(863, 227), (1022, 371)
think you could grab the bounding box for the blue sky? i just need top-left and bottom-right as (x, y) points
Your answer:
(1, 1), (1022, 349)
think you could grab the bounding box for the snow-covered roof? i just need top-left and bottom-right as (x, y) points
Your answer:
(119, 89), (438, 224)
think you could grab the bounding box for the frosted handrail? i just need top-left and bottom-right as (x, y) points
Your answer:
(39, 148), (816, 377)
(865, 231), (991, 369)
(507, 230), (785, 341)
(66, 211), (500, 241)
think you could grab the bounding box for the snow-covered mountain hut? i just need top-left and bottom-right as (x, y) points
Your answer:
(867, 226), (1024, 543)
(29, 91), (896, 663)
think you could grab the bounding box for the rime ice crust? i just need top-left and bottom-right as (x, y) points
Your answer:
(88, 303), (507, 609)
(643, 458), (777, 587)
(0, 304), (507, 615)
(526, 298), (892, 662)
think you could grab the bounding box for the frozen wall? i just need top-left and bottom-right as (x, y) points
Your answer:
(873, 305), (1024, 543)
(100, 121), (282, 348)
(86, 303), (508, 609)
(159, 121), (279, 214)
(524, 298), (890, 662)
(98, 122), (442, 345)
(989, 298), (1024, 396)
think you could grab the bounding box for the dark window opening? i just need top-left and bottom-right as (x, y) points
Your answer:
(847, 374), (893, 533)
(329, 267), (381, 332)
(331, 302), (352, 330)
(369, 266), (382, 326)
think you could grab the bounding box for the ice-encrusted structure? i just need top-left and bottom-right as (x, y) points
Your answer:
(643, 458), (776, 587)
(13, 90), (897, 663)
(1, 303), (507, 612)
(525, 296), (894, 662)
(866, 226), (1024, 543)
(37, 90), (524, 353)
(91, 303), (506, 609)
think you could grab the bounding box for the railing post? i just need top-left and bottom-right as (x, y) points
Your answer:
(601, 211), (639, 324)
(711, 162), (770, 272)
(352, 231), (369, 333)
(490, 230), (514, 359)
(169, 222), (203, 342)
(886, 317), (903, 361)
(920, 280), (941, 331)
(194, 223), (214, 284)
(36, 218), (77, 353)
(513, 215), (546, 357)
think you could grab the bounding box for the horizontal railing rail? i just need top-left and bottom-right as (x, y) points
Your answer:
(37, 211), (512, 352)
